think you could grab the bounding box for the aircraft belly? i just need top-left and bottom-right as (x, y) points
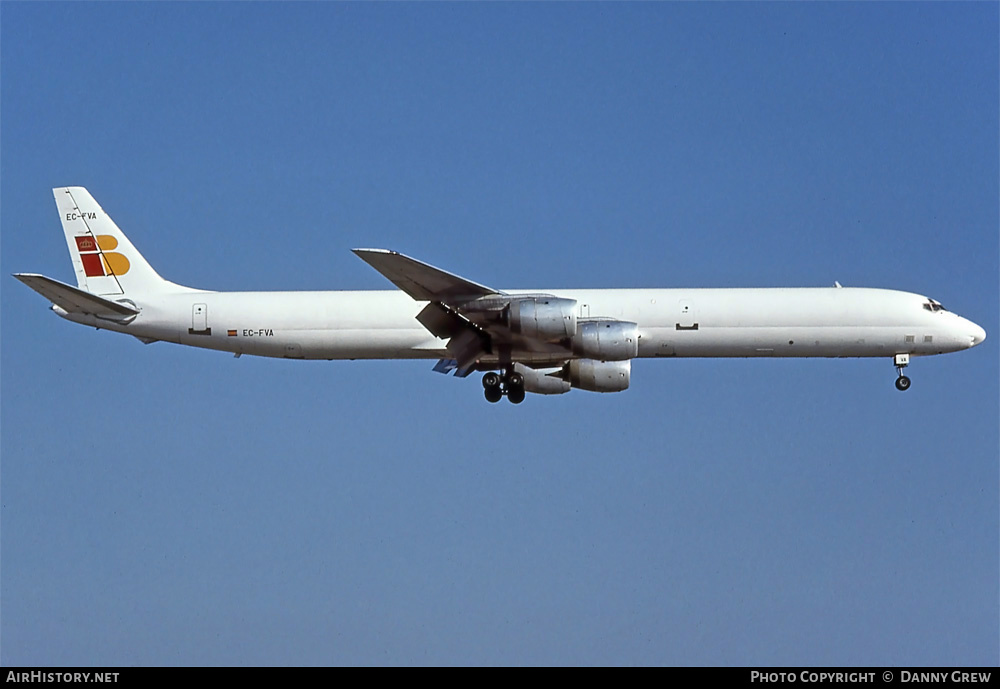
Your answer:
(253, 329), (435, 359)
(640, 326), (908, 358)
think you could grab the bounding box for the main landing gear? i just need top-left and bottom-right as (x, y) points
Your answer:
(894, 353), (911, 392)
(483, 369), (525, 404)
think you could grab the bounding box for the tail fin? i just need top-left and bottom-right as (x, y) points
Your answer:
(54, 186), (173, 296)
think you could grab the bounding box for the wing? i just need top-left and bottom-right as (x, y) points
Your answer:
(352, 249), (501, 301)
(354, 249), (572, 375)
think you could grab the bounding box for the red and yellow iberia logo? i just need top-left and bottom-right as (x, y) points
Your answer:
(75, 235), (130, 277)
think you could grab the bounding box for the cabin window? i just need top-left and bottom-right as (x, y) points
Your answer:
(924, 335), (933, 343)
(904, 335), (915, 343)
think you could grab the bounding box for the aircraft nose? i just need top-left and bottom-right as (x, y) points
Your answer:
(969, 321), (986, 347)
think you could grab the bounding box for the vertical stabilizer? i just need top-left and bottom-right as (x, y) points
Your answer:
(54, 186), (171, 296)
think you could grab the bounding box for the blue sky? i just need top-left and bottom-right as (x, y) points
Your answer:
(2, 2), (996, 666)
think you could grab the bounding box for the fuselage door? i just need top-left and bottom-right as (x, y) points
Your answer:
(677, 299), (698, 330)
(190, 303), (210, 335)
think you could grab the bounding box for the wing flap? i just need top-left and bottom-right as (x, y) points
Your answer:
(416, 302), (490, 375)
(14, 273), (138, 322)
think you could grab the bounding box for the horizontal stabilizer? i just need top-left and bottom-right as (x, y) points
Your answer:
(14, 273), (139, 322)
(353, 248), (500, 302)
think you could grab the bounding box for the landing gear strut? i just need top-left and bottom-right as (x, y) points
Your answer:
(894, 353), (911, 392)
(482, 369), (525, 404)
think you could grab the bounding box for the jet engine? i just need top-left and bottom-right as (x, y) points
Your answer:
(563, 359), (631, 393)
(506, 296), (577, 341)
(571, 320), (638, 361)
(513, 363), (571, 395)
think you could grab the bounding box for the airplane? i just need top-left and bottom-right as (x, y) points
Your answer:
(15, 187), (987, 404)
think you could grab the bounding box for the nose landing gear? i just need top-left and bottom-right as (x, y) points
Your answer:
(894, 353), (911, 391)
(482, 369), (525, 404)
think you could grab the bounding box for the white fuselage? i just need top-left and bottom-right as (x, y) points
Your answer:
(56, 286), (985, 364)
(25, 187), (985, 398)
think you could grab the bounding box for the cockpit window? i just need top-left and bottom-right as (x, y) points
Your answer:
(923, 300), (947, 313)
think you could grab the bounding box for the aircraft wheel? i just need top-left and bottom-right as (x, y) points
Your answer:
(895, 375), (911, 392)
(508, 372), (524, 389)
(483, 372), (501, 389)
(508, 387), (525, 404)
(484, 385), (503, 403)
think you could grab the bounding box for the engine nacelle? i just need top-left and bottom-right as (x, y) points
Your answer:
(507, 296), (577, 341)
(564, 359), (631, 393)
(514, 363), (571, 395)
(571, 320), (638, 361)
